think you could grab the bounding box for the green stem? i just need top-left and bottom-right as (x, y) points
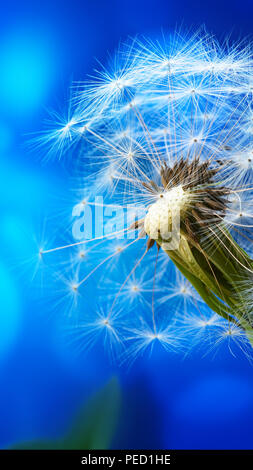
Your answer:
(157, 227), (253, 341)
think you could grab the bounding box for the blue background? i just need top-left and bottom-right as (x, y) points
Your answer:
(1, 0), (253, 449)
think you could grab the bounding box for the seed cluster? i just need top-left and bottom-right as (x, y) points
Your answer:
(143, 157), (230, 247)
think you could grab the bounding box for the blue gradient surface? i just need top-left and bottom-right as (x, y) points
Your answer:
(1, 0), (253, 449)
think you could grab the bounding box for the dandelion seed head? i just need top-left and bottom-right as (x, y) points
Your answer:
(144, 185), (190, 239)
(37, 29), (253, 361)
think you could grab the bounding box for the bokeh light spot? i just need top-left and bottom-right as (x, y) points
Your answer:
(0, 33), (54, 115)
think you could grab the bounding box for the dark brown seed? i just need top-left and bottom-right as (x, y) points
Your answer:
(129, 218), (144, 230)
(147, 238), (155, 251)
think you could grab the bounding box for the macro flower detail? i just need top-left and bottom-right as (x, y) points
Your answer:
(142, 156), (252, 328)
(36, 30), (253, 360)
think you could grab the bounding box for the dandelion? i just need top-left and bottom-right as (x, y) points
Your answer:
(37, 29), (253, 360)
(65, 305), (126, 360)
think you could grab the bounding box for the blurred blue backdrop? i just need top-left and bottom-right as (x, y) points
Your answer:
(1, 0), (253, 450)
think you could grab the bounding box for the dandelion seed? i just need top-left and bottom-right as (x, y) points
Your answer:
(121, 321), (181, 365)
(65, 305), (125, 359)
(208, 323), (253, 360)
